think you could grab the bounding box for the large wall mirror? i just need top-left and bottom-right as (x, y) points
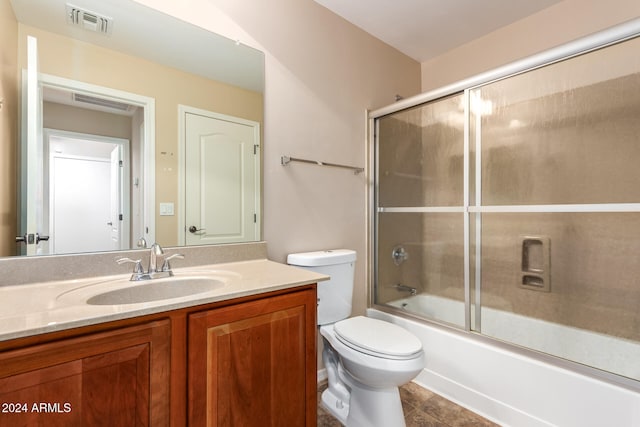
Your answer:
(1, 0), (264, 257)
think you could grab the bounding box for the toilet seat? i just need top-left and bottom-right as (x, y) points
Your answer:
(333, 316), (423, 360)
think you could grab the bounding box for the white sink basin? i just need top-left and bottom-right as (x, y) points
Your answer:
(55, 271), (236, 306)
(86, 276), (226, 305)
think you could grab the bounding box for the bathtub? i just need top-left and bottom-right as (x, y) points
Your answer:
(368, 294), (640, 427)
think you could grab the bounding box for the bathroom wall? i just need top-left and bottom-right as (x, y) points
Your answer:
(133, 0), (422, 317)
(43, 102), (133, 140)
(420, 0), (640, 91)
(0, 0), (18, 257)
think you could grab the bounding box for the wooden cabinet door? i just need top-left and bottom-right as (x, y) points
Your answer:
(0, 320), (170, 427)
(188, 288), (317, 427)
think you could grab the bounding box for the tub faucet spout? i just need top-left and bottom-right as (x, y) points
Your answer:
(393, 283), (417, 296)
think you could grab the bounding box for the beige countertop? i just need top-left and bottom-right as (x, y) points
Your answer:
(0, 259), (327, 341)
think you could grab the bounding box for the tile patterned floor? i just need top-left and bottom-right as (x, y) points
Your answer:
(318, 381), (499, 427)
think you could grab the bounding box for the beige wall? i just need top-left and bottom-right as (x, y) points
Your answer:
(43, 102), (133, 140)
(134, 0), (422, 318)
(16, 23), (263, 247)
(0, 0), (18, 257)
(421, 0), (640, 92)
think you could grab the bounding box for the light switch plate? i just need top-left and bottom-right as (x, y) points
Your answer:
(159, 202), (175, 216)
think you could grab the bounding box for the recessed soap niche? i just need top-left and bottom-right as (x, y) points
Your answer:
(519, 235), (551, 292)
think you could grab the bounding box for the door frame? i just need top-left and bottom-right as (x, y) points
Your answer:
(44, 129), (131, 254)
(177, 105), (261, 246)
(20, 71), (156, 250)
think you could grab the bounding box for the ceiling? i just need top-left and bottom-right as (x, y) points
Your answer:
(10, 0), (264, 92)
(314, 0), (564, 62)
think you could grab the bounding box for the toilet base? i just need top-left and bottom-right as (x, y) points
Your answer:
(322, 381), (406, 427)
(321, 387), (349, 425)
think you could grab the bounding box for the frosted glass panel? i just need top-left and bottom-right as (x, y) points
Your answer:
(477, 36), (640, 205)
(377, 94), (464, 207)
(376, 212), (465, 328)
(478, 212), (640, 381)
(374, 30), (640, 382)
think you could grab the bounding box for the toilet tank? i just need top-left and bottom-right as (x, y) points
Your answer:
(287, 249), (356, 325)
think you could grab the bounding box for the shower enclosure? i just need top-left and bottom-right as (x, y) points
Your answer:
(371, 21), (640, 385)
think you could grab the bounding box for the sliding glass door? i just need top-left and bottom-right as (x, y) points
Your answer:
(373, 31), (640, 381)
(375, 94), (467, 328)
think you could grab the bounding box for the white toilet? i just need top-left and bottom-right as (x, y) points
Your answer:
(287, 249), (425, 427)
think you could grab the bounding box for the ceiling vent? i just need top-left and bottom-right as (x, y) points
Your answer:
(66, 4), (113, 35)
(73, 93), (132, 112)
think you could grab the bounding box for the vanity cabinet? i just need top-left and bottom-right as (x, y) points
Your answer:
(188, 288), (317, 427)
(0, 285), (317, 427)
(0, 319), (171, 427)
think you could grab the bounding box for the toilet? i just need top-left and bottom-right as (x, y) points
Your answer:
(287, 249), (425, 427)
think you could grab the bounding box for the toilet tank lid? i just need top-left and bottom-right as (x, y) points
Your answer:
(287, 249), (356, 267)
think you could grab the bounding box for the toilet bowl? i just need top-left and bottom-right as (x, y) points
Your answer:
(322, 316), (424, 386)
(287, 250), (425, 427)
(320, 317), (425, 427)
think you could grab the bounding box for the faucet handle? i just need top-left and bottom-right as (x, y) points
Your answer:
(116, 257), (144, 274)
(161, 253), (185, 272)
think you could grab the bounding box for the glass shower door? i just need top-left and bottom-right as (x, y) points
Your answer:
(471, 34), (640, 380)
(375, 94), (467, 328)
(373, 31), (640, 382)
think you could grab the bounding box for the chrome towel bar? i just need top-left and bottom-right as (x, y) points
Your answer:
(281, 155), (364, 174)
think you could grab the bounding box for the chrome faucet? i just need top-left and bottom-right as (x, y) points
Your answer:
(148, 243), (164, 274)
(148, 243), (185, 277)
(393, 283), (418, 296)
(117, 243), (184, 281)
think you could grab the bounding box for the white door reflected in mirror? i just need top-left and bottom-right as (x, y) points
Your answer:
(46, 131), (131, 254)
(181, 107), (260, 246)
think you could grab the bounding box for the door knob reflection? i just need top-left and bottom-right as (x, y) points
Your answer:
(188, 226), (205, 234)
